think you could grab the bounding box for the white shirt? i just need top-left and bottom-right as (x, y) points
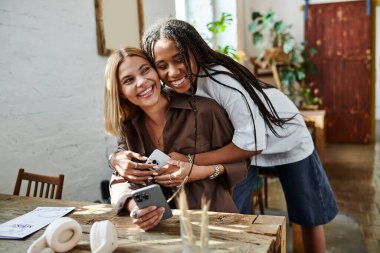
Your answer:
(195, 65), (314, 166)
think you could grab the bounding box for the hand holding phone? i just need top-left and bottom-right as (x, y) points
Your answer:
(145, 149), (171, 170)
(131, 184), (172, 220)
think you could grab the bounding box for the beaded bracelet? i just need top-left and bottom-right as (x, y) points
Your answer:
(187, 154), (193, 164)
(209, 164), (220, 180)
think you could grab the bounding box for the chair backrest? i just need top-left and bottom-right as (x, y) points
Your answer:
(13, 168), (65, 199)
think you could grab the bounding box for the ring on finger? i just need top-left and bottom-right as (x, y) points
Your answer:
(132, 209), (139, 219)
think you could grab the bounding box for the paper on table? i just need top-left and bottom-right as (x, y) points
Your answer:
(0, 206), (75, 239)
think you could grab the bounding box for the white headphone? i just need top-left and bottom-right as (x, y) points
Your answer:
(90, 220), (118, 253)
(27, 217), (118, 253)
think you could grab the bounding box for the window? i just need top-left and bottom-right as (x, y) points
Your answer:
(175, 0), (237, 50)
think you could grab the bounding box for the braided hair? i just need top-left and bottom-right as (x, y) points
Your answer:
(142, 18), (292, 137)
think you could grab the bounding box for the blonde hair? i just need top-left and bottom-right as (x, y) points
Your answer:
(103, 47), (152, 136)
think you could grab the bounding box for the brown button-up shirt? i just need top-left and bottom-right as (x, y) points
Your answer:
(110, 93), (249, 214)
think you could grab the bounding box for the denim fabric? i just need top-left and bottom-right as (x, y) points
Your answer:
(276, 150), (338, 226)
(233, 150), (339, 226)
(232, 165), (257, 214)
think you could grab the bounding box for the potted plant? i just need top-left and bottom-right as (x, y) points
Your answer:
(296, 85), (322, 110)
(204, 12), (239, 61)
(248, 10), (321, 109)
(248, 10), (295, 64)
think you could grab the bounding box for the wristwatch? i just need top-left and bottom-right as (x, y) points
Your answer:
(209, 164), (220, 180)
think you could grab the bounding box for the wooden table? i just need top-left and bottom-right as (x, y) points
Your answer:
(300, 110), (326, 164)
(0, 194), (286, 252)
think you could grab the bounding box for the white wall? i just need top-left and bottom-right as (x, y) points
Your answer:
(0, 0), (177, 202)
(376, 7), (380, 120)
(0, 0), (114, 202)
(143, 0), (176, 29)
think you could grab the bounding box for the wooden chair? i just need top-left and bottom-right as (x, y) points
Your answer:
(13, 168), (65, 199)
(249, 55), (289, 91)
(251, 175), (265, 214)
(258, 166), (277, 208)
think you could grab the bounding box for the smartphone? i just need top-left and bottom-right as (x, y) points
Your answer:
(145, 149), (171, 170)
(131, 184), (173, 220)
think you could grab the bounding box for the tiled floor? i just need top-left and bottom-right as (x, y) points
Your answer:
(266, 138), (380, 252)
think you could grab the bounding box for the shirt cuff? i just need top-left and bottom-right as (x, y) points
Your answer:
(232, 132), (266, 151)
(109, 175), (133, 215)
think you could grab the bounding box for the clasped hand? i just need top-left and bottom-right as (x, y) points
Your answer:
(112, 151), (193, 186)
(153, 159), (193, 187)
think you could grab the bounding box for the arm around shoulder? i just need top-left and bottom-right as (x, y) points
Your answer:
(194, 142), (260, 165)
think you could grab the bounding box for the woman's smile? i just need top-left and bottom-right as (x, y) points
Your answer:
(138, 85), (155, 98)
(170, 77), (186, 88)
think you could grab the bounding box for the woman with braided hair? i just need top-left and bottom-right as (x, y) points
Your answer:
(142, 18), (338, 253)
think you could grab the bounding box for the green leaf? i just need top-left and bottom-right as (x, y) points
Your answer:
(221, 13), (233, 24)
(262, 19), (274, 32)
(283, 38), (295, 53)
(273, 21), (285, 33)
(219, 13), (232, 29)
(281, 76), (289, 86)
(251, 12), (262, 21)
(296, 70), (306, 80)
(280, 70), (296, 86)
(248, 20), (260, 33)
(308, 47), (318, 55)
(216, 45), (238, 61)
(252, 32), (264, 46)
(206, 22), (216, 33)
(206, 12), (233, 35)
(264, 11), (275, 20)
(290, 51), (298, 65)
